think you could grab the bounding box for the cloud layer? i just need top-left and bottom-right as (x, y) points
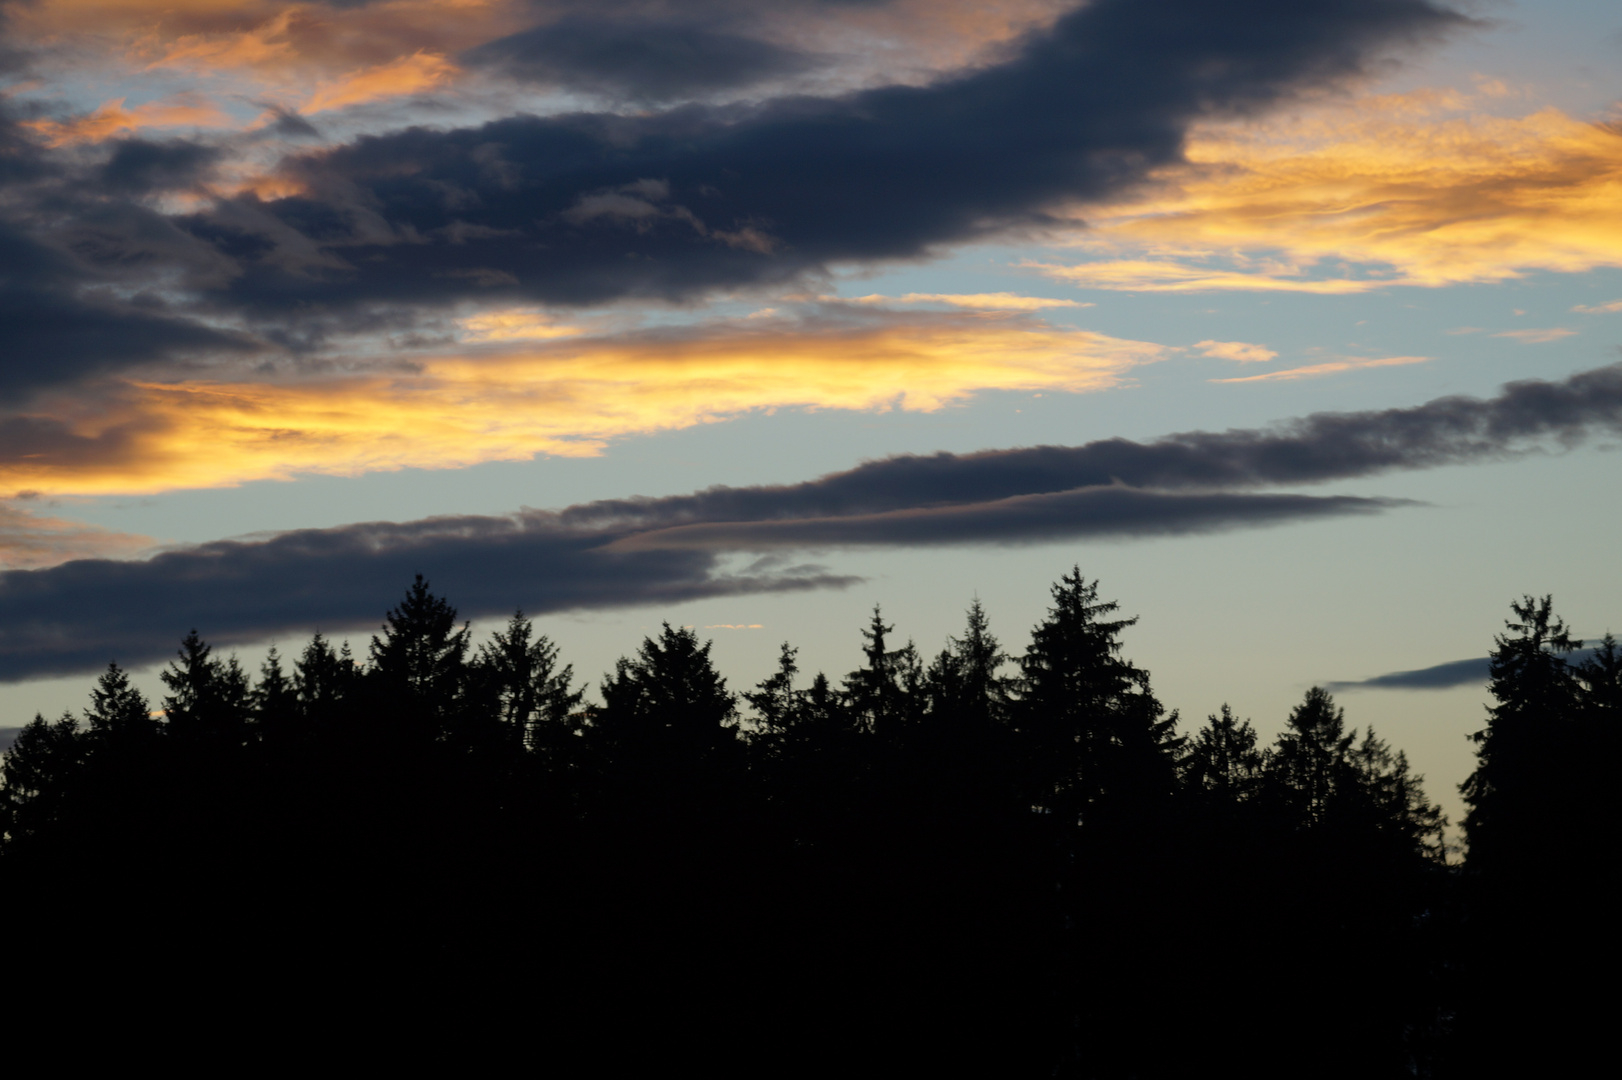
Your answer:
(0, 0), (1462, 408)
(2, 361), (1617, 681)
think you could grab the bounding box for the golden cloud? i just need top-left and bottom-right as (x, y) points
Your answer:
(0, 312), (1166, 498)
(1211, 355), (1429, 384)
(1046, 92), (1622, 291)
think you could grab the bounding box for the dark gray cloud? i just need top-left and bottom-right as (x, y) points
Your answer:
(1330, 647), (1602, 691)
(0, 0), (1463, 399)
(467, 15), (816, 101)
(1331, 657), (1490, 691)
(0, 515), (857, 681)
(555, 363), (1622, 529)
(0, 91), (258, 400)
(182, 0), (1462, 315)
(98, 139), (223, 195)
(0, 486), (1382, 681)
(610, 487), (1406, 551)
(0, 221), (255, 400)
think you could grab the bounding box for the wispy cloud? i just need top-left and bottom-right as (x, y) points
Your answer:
(1211, 356), (1429, 383)
(1491, 328), (1576, 344)
(1032, 260), (1392, 294)
(1196, 340), (1277, 363)
(1572, 300), (1622, 314)
(844, 293), (1091, 311)
(0, 503), (151, 569)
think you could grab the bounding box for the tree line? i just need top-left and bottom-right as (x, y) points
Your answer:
(0, 571), (1613, 1076)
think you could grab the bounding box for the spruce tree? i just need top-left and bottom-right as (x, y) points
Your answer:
(369, 575), (471, 742)
(476, 610), (583, 755)
(0, 712), (85, 846)
(1013, 568), (1179, 825)
(843, 606), (921, 743)
(594, 622), (739, 768)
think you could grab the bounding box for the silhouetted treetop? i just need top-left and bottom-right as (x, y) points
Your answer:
(595, 622), (738, 765)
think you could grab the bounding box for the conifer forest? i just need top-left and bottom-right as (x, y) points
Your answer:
(2, 571), (1614, 1076)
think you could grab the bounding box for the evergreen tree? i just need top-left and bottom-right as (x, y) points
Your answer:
(161, 631), (252, 747)
(254, 647), (299, 746)
(369, 575), (471, 741)
(1460, 595), (1581, 875)
(1345, 726), (1446, 863)
(1266, 686), (1356, 830)
(0, 712), (86, 845)
(743, 642), (801, 757)
(1182, 704), (1264, 812)
(1013, 568), (1180, 824)
(1454, 598), (1612, 1075)
(924, 599), (1014, 740)
(476, 610), (583, 755)
(594, 622), (739, 767)
(294, 631), (356, 726)
(84, 663), (159, 748)
(843, 606), (921, 743)
(745, 648), (865, 774)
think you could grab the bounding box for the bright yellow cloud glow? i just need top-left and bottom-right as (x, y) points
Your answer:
(1212, 356), (1430, 384)
(0, 314), (1167, 497)
(1047, 92), (1622, 291)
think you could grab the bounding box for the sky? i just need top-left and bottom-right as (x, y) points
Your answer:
(1, 0), (1619, 830)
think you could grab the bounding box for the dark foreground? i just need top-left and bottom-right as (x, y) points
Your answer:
(2, 575), (1613, 1075)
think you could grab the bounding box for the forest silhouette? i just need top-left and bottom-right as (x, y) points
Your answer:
(1, 571), (1613, 1075)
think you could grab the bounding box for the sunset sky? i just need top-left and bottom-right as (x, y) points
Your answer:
(2, 0), (1619, 826)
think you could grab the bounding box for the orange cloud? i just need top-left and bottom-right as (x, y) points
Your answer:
(24, 96), (232, 147)
(300, 50), (458, 114)
(0, 312), (1167, 497)
(0, 504), (152, 570)
(1047, 92), (1622, 291)
(1212, 356), (1429, 384)
(1572, 300), (1622, 314)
